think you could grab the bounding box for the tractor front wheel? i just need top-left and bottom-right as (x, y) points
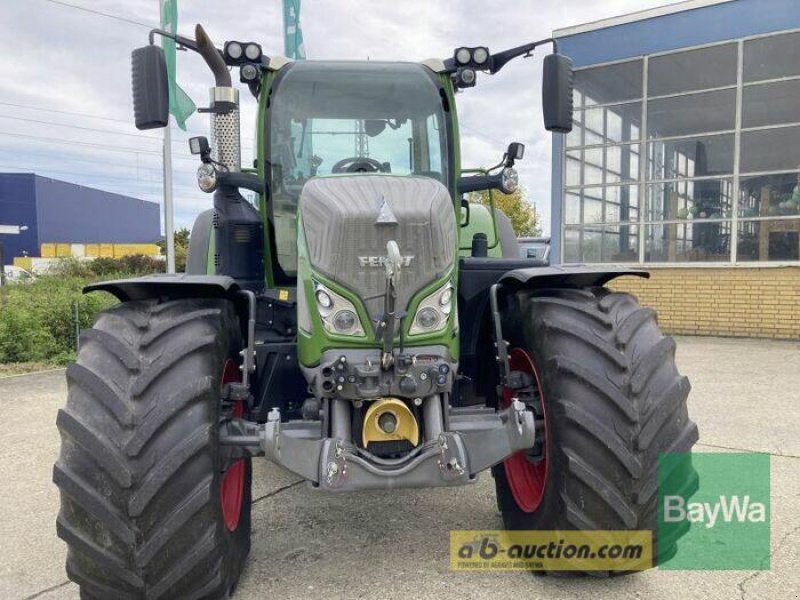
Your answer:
(54, 298), (251, 599)
(493, 287), (699, 574)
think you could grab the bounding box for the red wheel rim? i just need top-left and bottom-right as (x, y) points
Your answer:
(502, 348), (549, 514)
(220, 359), (245, 532)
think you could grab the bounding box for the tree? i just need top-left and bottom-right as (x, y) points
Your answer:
(468, 186), (541, 236)
(157, 227), (191, 272)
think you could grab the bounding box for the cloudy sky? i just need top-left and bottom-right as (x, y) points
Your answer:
(1, 0), (674, 234)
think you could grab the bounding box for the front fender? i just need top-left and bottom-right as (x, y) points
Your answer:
(84, 274), (239, 302)
(499, 264), (649, 289)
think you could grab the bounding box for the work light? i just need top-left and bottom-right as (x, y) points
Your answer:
(472, 46), (490, 66)
(455, 47), (471, 65)
(225, 41), (243, 60)
(244, 43), (262, 61)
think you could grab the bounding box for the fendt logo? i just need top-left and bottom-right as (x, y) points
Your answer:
(663, 495), (767, 529)
(358, 255), (414, 268)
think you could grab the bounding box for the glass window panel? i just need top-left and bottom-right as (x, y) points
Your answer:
(583, 198), (603, 224)
(564, 228), (581, 262)
(564, 192), (581, 224)
(584, 147), (604, 185)
(648, 134), (735, 180)
(742, 80), (800, 128)
(744, 31), (800, 83)
(647, 89), (736, 138)
(566, 151), (581, 186)
(648, 43), (737, 96)
(567, 146), (642, 188)
(575, 60), (643, 107)
(585, 108), (604, 135)
(607, 146), (622, 177)
(604, 184), (640, 223)
(604, 102), (642, 143)
(578, 225), (640, 263)
(582, 230), (603, 262)
(566, 113), (583, 147)
(739, 173), (800, 218)
(585, 129), (605, 146)
(645, 221), (732, 262)
(740, 126), (800, 173)
(737, 219), (800, 261)
(648, 179), (734, 221)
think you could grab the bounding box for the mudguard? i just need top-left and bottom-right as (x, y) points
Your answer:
(84, 274), (239, 302)
(456, 260), (648, 406)
(499, 264), (649, 288)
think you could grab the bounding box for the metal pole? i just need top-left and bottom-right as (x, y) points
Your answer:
(160, 0), (175, 274)
(163, 121), (176, 273)
(0, 240), (6, 286)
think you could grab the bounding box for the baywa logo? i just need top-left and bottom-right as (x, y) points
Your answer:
(663, 494), (767, 529)
(658, 452), (771, 570)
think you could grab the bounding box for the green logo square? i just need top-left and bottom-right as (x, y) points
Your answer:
(658, 452), (770, 570)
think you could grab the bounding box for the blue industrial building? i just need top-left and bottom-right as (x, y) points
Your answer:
(0, 173), (160, 261)
(551, 0), (800, 265)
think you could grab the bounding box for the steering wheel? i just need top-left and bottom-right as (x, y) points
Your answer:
(331, 156), (384, 173)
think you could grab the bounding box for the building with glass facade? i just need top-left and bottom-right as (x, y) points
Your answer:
(550, 0), (800, 339)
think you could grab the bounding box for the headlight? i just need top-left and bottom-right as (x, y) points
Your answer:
(500, 167), (519, 194)
(197, 163), (217, 193)
(409, 281), (453, 335)
(313, 282), (365, 337)
(333, 309), (357, 333)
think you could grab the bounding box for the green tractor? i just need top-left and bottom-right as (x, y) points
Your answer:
(54, 24), (698, 598)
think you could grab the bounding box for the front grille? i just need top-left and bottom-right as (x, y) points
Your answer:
(300, 175), (456, 322)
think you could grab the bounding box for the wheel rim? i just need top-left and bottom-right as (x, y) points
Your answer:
(502, 348), (549, 514)
(220, 359), (245, 532)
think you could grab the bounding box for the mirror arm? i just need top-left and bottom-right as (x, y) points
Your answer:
(148, 28), (200, 53)
(147, 26), (231, 87)
(487, 37), (558, 74)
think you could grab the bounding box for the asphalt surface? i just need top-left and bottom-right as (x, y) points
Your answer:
(1, 336), (798, 600)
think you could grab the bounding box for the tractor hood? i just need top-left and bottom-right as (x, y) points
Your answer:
(299, 175), (456, 323)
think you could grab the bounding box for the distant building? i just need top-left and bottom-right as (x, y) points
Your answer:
(0, 173), (160, 261)
(550, 0), (800, 340)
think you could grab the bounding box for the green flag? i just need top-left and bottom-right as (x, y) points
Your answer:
(283, 0), (306, 59)
(160, 0), (195, 130)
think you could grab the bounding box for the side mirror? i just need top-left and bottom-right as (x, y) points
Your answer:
(131, 45), (169, 130)
(460, 197), (471, 227)
(542, 53), (574, 133)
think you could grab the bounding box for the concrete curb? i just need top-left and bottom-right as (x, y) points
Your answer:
(0, 367), (66, 380)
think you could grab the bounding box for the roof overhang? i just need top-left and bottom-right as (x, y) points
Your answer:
(553, 0), (735, 38)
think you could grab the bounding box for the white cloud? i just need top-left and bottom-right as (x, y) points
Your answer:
(2, 0), (671, 235)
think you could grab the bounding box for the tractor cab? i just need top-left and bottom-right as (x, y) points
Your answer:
(266, 60), (453, 278)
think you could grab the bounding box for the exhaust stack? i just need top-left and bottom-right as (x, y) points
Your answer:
(196, 24), (241, 172)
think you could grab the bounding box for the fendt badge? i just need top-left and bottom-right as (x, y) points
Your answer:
(358, 255), (414, 268)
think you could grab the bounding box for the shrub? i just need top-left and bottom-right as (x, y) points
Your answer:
(0, 275), (118, 364)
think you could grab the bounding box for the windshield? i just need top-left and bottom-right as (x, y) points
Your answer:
(267, 61), (450, 278)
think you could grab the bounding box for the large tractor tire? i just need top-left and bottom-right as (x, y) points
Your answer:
(54, 298), (252, 599)
(493, 287), (699, 574)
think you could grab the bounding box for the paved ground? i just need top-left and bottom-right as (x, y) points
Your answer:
(1, 336), (798, 600)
